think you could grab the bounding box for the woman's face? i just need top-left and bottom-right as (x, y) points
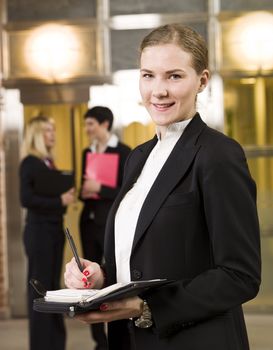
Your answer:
(43, 122), (55, 149)
(139, 43), (209, 127)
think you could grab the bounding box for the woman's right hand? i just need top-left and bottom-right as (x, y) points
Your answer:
(64, 257), (105, 290)
(61, 188), (75, 206)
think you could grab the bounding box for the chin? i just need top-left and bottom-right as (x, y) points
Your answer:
(152, 117), (173, 126)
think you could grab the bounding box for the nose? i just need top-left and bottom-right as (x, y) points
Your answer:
(152, 79), (168, 99)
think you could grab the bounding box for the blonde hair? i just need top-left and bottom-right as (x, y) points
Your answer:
(140, 24), (208, 74)
(21, 116), (55, 159)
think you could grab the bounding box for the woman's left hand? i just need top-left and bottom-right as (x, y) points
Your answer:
(75, 296), (143, 324)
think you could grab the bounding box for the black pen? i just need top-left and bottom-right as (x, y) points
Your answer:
(64, 227), (84, 272)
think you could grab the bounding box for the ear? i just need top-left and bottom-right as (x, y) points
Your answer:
(198, 69), (210, 93)
(101, 120), (110, 130)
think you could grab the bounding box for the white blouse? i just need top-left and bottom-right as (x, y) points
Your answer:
(114, 119), (192, 283)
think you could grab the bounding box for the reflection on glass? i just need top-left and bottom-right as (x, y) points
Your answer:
(224, 77), (273, 146)
(224, 77), (273, 309)
(245, 158), (273, 309)
(248, 158), (273, 236)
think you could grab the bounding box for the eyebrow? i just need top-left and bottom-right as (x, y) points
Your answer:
(140, 68), (186, 74)
(166, 69), (186, 74)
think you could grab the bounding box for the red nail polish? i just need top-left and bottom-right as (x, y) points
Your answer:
(83, 271), (89, 276)
(82, 277), (87, 282)
(100, 303), (109, 311)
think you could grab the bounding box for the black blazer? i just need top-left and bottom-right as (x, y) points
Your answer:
(80, 142), (131, 226)
(104, 114), (261, 350)
(20, 155), (65, 221)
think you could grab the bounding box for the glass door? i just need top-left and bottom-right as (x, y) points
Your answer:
(224, 77), (273, 311)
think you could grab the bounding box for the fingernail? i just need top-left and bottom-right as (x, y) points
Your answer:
(84, 282), (91, 289)
(83, 271), (89, 276)
(82, 277), (87, 282)
(100, 303), (109, 311)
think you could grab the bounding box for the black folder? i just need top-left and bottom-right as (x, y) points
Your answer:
(32, 279), (171, 317)
(33, 170), (74, 196)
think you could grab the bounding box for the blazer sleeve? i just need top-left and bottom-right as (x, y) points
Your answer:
(20, 157), (63, 210)
(146, 138), (261, 337)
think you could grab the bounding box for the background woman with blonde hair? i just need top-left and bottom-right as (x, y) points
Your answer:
(20, 115), (74, 350)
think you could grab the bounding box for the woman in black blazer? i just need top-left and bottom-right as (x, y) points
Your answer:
(79, 106), (131, 349)
(20, 116), (74, 350)
(64, 24), (261, 350)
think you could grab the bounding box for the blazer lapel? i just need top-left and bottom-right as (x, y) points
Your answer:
(131, 115), (206, 252)
(114, 136), (158, 207)
(104, 136), (157, 271)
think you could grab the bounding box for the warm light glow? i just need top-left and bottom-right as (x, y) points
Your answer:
(25, 24), (81, 81)
(228, 12), (273, 71)
(111, 14), (161, 30)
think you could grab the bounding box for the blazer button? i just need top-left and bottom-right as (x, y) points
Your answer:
(132, 269), (142, 280)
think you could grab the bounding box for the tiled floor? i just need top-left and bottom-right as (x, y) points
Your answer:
(0, 317), (95, 350)
(0, 314), (273, 349)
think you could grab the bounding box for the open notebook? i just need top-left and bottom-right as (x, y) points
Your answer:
(45, 282), (126, 303)
(32, 279), (171, 316)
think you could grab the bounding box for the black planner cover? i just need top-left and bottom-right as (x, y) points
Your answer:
(33, 170), (74, 196)
(33, 279), (171, 317)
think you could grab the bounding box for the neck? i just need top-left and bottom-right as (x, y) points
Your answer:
(157, 126), (168, 140)
(95, 131), (110, 152)
(157, 112), (197, 139)
(46, 147), (53, 158)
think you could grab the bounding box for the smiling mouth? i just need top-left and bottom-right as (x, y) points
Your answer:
(152, 103), (175, 110)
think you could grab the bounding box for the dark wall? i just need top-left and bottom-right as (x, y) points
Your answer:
(110, 0), (208, 16)
(111, 23), (207, 72)
(220, 0), (273, 11)
(7, 0), (96, 21)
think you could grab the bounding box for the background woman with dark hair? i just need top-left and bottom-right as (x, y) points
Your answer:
(79, 106), (131, 349)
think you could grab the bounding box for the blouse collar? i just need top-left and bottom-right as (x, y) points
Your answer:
(90, 134), (119, 153)
(156, 118), (192, 141)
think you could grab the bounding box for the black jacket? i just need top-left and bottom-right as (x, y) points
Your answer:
(104, 114), (261, 350)
(20, 155), (65, 222)
(80, 141), (131, 226)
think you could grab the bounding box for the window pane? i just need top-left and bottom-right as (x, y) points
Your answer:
(224, 78), (273, 146)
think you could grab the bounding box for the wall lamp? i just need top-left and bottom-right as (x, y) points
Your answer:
(227, 11), (273, 72)
(25, 24), (81, 82)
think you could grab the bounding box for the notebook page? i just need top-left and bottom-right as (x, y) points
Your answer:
(45, 288), (99, 303)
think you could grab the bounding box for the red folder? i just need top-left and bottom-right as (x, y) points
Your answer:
(85, 153), (119, 199)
